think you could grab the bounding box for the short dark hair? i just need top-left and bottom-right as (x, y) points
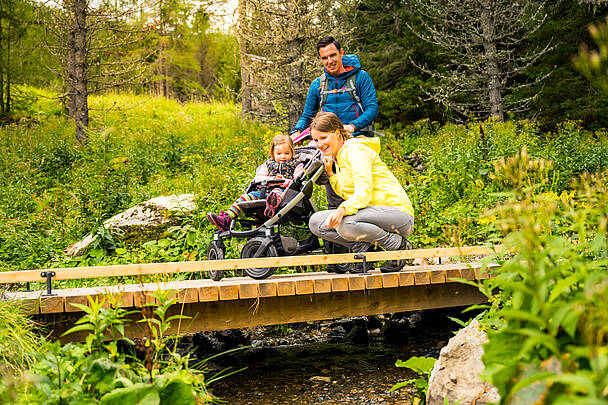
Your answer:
(317, 36), (341, 55)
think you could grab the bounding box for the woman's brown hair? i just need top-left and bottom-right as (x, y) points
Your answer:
(310, 112), (351, 142)
(269, 134), (295, 159)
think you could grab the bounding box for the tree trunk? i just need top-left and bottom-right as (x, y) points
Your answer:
(0, 11), (4, 114)
(6, 0), (11, 113)
(480, 1), (504, 122)
(286, 0), (304, 130)
(67, 0), (89, 143)
(238, 0), (252, 114)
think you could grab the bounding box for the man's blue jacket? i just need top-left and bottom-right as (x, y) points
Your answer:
(291, 54), (378, 137)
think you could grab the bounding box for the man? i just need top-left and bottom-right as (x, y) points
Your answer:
(290, 36), (378, 138)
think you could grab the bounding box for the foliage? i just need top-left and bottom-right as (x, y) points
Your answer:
(471, 148), (608, 404)
(0, 298), (41, 374)
(3, 292), (214, 404)
(390, 356), (437, 401)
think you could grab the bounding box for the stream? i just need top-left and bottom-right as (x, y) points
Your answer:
(188, 307), (469, 404)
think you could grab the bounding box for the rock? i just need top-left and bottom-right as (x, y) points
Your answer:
(345, 323), (368, 345)
(309, 376), (332, 383)
(65, 194), (196, 256)
(426, 319), (500, 405)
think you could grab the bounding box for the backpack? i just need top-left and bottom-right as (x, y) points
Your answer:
(318, 71), (375, 135)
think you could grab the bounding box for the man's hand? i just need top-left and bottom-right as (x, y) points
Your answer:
(323, 156), (335, 176)
(324, 207), (346, 228)
(344, 124), (356, 134)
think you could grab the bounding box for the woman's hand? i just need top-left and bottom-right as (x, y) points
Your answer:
(324, 207), (346, 228)
(323, 156), (335, 176)
(344, 124), (356, 134)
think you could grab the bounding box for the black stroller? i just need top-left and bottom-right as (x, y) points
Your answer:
(206, 145), (350, 280)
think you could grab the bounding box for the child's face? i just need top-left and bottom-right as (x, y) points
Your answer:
(273, 143), (292, 163)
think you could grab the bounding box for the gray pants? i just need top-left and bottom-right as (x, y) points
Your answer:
(309, 205), (414, 251)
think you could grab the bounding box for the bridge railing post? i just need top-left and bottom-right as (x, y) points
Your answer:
(40, 271), (57, 296)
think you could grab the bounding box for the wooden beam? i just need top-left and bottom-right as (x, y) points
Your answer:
(0, 245), (502, 284)
(51, 283), (487, 342)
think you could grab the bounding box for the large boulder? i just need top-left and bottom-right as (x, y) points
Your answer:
(426, 319), (500, 405)
(66, 194), (196, 256)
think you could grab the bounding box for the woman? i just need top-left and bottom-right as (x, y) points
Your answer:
(309, 112), (414, 273)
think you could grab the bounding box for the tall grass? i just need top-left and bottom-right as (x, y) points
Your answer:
(0, 298), (41, 373)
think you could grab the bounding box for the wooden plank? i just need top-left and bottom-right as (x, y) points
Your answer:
(277, 280), (296, 296)
(330, 276), (349, 292)
(461, 268), (476, 281)
(0, 245), (502, 284)
(39, 295), (64, 314)
(133, 289), (157, 307)
(365, 274), (383, 289)
(177, 287), (199, 303)
(399, 272), (415, 286)
(65, 290), (100, 312)
(238, 283), (260, 299)
(258, 282), (278, 297)
(199, 285), (219, 302)
(381, 273), (400, 288)
(414, 271), (431, 285)
(313, 278), (331, 294)
(295, 279), (314, 295)
(430, 270), (446, 284)
(446, 268), (462, 282)
(475, 267), (490, 280)
(347, 275), (365, 291)
(218, 284), (239, 300)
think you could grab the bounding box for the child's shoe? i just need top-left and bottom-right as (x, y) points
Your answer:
(264, 191), (283, 217)
(207, 210), (232, 232)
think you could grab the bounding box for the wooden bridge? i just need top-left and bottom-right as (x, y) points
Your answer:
(1, 246), (500, 342)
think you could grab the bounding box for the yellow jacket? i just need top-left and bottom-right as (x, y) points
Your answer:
(329, 137), (414, 217)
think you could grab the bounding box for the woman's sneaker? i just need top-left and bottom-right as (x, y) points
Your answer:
(207, 211), (232, 232)
(380, 237), (413, 273)
(264, 191), (283, 217)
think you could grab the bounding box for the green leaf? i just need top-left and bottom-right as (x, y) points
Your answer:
(395, 356), (437, 374)
(100, 383), (160, 405)
(63, 323), (94, 337)
(159, 379), (196, 405)
(389, 379), (416, 392)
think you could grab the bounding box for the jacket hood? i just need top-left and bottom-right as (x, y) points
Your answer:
(323, 54), (361, 78)
(345, 136), (381, 154)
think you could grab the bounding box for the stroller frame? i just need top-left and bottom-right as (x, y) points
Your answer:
(206, 146), (345, 280)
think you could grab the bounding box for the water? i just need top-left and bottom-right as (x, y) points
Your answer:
(205, 308), (465, 404)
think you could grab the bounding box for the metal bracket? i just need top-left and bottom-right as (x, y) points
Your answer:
(40, 271), (57, 296)
(353, 254), (369, 275)
(25, 282), (31, 292)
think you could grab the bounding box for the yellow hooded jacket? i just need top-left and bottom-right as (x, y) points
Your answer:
(329, 137), (414, 218)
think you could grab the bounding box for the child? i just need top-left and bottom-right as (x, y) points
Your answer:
(207, 134), (305, 231)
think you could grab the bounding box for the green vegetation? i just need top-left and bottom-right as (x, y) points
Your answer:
(390, 356), (437, 401)
(0, 291), (221, 404)
(471, 152), (608, 404)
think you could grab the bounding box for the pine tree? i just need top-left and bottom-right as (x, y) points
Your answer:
(406, 0), (553, 122)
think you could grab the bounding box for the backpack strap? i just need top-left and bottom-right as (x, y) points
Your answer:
(318, 73), (329, 109)
(318, 71), (375, 135)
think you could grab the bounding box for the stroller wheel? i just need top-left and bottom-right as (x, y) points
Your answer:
(207, 241), (225, 281)
(241, 237), (278, 279)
